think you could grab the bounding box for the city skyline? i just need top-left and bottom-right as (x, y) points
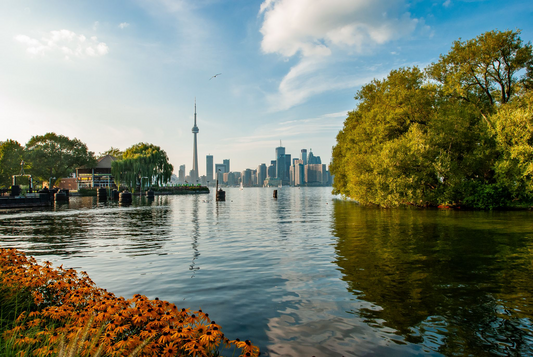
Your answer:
(1, 1), (531, 173)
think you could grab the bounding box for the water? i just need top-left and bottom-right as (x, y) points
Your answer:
(1, 187), (532, 356)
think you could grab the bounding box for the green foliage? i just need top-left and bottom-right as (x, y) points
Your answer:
(24, 133), (96, 185)
(0, 140), (24, 188)
(427, 29), (533, 113)
(97, 147), (124, 160)
(111, 143), (173, 191)
(332, 30), (533, 209)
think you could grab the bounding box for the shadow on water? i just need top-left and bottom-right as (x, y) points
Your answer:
(331, 200), (533, 356)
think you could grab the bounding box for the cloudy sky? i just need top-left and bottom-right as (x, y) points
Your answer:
(1, 0), (531, 174)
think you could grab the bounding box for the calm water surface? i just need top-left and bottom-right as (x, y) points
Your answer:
(1, 187), (532, 356)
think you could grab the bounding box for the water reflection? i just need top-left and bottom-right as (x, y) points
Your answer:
(189, 196), (200, 277)
(331, 200), (533, 356)
(0, 196), (173, 257)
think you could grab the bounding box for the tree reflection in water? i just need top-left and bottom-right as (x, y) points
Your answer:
(331, 200), (533, 356)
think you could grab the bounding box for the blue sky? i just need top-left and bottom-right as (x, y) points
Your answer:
(1, 0), (532, 175)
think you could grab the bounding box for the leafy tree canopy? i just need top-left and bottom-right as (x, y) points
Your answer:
(25, 133), (96, 184)
(111, 143), (173, 190)
(332, 30), (533, 209)
(0, 140), (24, 188)
(427, 29), (533, 115)
(98, 147), (124, 160)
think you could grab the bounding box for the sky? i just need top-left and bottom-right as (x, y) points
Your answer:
(1, 0), (532, 175)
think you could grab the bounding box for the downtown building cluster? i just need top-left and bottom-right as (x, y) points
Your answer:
(174, 102), (332, 187)
(176, 144), (332, 187)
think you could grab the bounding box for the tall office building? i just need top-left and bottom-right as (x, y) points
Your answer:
(308, 149), (317, 165)
(191, 100), (199, 182)
(285, 154), (291, 181)
(294, 160), (305, 186)
(257, 163), (267, 186)
(242, 169), (253, 187)
(275, 144), (285, 180)
(267, 160), (276, 178)
(179, 164), (186, 183)
(223, 159), (230, 173)
(301, 149), (308, 166)
(206, 155), (213, 182)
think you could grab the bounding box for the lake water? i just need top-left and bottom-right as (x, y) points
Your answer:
(1, 187), (532, 356)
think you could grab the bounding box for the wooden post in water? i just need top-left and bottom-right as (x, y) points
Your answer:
(216, 179), (226, 201)
(273, 189), (278, 199)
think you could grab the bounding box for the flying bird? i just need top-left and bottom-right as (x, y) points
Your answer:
(209, 73), (222, 80)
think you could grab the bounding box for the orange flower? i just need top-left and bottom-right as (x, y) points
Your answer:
(161, 342), (178, 357)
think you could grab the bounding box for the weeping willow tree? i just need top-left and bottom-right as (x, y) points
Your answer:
(111, 143), (173, 191)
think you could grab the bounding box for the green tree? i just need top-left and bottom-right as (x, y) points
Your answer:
(0, 140), (25, 188)
(427, 29), (533, 117)
(331, 67), (441, 206)
(491, 91), (533, 197)
(25, 133), (96, 185)
(111, 143), (173, 191)
(98, 147), (124, 159)
(332, 29), (533, 208)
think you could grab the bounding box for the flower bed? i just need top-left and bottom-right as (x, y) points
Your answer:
(0, 248), (259, 356)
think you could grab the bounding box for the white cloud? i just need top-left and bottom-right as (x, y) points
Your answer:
(259, 0), (420, 110)
(119, 22), (130, 29)
(14, 29), (109, 60)
(259, 0), (417, 57)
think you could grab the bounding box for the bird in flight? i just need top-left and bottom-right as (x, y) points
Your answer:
(209, 73), (222, 80)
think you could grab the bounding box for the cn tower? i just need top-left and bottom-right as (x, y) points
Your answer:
(191, 99), (199, 182)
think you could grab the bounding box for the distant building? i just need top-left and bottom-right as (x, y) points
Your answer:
(179, 165), (186, 183)
(242, 169), (253, 187)
(294, 160), (305, 186)
(308, 150), (316, 165)
(305, 164), (327, 185)
(267, 160), (276, 178)
(301, 149), (308, 166)
(59, 178), (77, 190)
(206, 155), (213, 182)
(76, 155), (118, 188)
(215, 163), (226, 184)
(275, 145), (285, 181)
(223, 159), (230, 173)
(284, 154), (291, 183)
(257, 163), (267, 186)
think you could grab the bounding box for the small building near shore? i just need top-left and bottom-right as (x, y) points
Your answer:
(59, 178), (78, 190)
(76, 155), (118, 188)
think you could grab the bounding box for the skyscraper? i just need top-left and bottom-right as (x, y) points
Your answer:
(257, 163), (267, 186)
(191, 100), (199, 182)
(275, 143), (285, 180)
(301, 149), (308, 166)
(223, 159), (230, 173)
(179, 164), (186, 183)
(206, 155), (213, 182)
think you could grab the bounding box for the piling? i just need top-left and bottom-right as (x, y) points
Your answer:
(10, 185), (21, 197)
(146, 189), (155, 199)
(97, 188), (107, 200)
(216, 189), (226, 201)
(119, 190), (132, 205)
(273, 189), (278, 199)
(54, 190), (68, 202)
(215, 180), (225, 201)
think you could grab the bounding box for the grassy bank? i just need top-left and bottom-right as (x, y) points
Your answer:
(0, 248), (259, 356)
